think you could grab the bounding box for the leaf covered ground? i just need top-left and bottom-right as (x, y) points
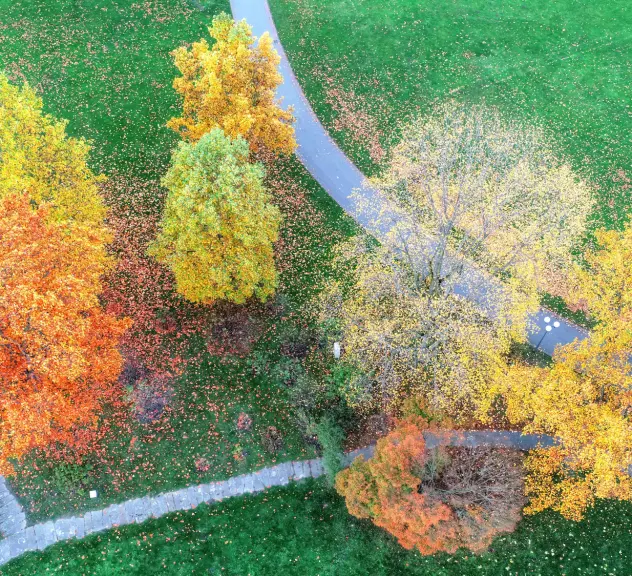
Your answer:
(0, 0), (355, 521)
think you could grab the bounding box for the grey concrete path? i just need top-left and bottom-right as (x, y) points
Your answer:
(0, 430), (552, 566)
(0, 478), (26, 540)
(230, 0), (366, 218)
(228, 0), (589, 357)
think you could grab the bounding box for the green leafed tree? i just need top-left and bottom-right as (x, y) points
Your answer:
(149, 128), (281, 304)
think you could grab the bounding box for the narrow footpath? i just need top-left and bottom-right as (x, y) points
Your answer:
(0, 478), (26, 541)
(0, 430), (552, 566)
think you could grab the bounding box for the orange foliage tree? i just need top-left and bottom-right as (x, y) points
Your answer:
(167, 13), (296, 156)
(0, 194), (130, 474)
(336, 417), (524, 555)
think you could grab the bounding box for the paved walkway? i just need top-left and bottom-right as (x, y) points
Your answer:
(0, 478), (26, 540)
(0, 430), (552, 566)
(228, 0), (589, 357)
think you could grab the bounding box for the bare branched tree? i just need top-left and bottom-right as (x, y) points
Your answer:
(421, 446), (525, 550)
(353, 101), (593, 330)
(321, 103), (593, 418)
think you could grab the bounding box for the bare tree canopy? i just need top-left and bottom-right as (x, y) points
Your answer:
(322, 103), (593, 418)
(353, 101), (594, 331)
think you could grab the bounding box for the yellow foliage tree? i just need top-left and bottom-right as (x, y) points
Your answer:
(148, 128), (281, 305)
(492, 223), (632, 520)
(354, 102), (593, 335)
(569, 226), (632, 328)
(323, 103), (593, 420)
(320, 237), (512, 419)
(0, 74), (107, 227)
(168, 13), (296, 156)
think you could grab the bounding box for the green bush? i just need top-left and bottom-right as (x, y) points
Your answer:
(250, 349), (304, 385)
(315, 416), (345, 485)
(51, 462), (93, 497)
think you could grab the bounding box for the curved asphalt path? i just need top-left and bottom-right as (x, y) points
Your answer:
(229, 0), (588, 356)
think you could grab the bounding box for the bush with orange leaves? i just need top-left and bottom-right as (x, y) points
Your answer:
(336, 417), (524, 555)
(0, 194), (130, 475)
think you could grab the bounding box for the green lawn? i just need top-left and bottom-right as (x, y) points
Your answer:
(0, 0), (219, 180)
(3, 478), (632, 575)
(0, 0), (356, 522)
(269, 0), (632, 231)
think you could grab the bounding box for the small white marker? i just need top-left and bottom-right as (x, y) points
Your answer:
(89, 490), (98, 499)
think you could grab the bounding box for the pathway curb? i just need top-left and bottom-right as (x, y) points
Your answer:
(0, 478), (26, 542)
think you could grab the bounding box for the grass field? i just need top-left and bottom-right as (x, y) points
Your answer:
(269, 0), (632, 232)
(0, 0), (356, 522)
(3, 478), (632, 575)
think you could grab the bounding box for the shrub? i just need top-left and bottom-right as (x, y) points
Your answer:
(236, 412), (253, 432)
(261, 427), (284, 455)
(315, 417), (345, 485)
(232, 444), (245, 462)
(125, 373), (174, 424)
(250, 349), (304, 386)
(195, 457), (211, 473)
(51, 462), (93, 497)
